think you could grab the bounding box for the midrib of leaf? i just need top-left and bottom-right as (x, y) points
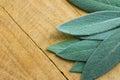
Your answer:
(103, 42), (120, 60)
(59, 41), (100, 53)
(97, 0), (112, 5)
(79, 18), (120, 31)
(59, 48), (95, 57)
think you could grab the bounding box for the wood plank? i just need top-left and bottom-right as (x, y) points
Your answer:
(0, 0), (84, 80)
(2, 0), (120, 80)
(0, 7), (66, 80)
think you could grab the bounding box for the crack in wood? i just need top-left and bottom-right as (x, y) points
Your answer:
(1, 6), (69, 80)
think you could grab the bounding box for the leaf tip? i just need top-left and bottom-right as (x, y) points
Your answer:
(46, 46), (52, 51)
(56, 25), (70, 34)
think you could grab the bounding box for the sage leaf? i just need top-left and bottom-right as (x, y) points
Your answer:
(79, 28), (120, 40)
(48, 39), (101, 61)
(68, 0), (120, 12)
(47, 39), (79, 53)
(57, 11), (120, 36)
(81, 29), (120, 80)
(70, 62), (85, 73)
(58, 40), (101, 61)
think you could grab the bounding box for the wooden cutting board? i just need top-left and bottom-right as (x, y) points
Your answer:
(0, 0), (120, 80)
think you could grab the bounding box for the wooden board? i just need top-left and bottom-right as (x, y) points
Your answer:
(0, 7), (66, 80)
(0, 0), (120, 80)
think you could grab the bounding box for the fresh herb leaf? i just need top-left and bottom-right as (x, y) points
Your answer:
(48, 39), (101, 61)
(70, 62), (85, 73)
(47, 39), (79, 53)
(79, 28), (120, 40)
(57, 40), (101, 61)
(68, 0), (120, 12)
(81, 29), (120, 80)
(57, 11), (120, 36)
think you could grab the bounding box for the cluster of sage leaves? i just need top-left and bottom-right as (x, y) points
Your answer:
(47, 0), (120, 80)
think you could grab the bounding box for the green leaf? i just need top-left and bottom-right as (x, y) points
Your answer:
(68, 0), (120, 12)
(47, 39), (79, 53)
(48, 39), (86, 74)
(57, 11), (120, 36)
(48, 39), (101, 61)
(70, 62), (85, 73)
(57, 40), (101, 61)
(79, 28), (120, 40)
(81, 29), (120, 80)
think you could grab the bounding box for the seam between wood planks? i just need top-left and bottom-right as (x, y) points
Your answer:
(64, 0), (87, 16)
(1, 6), (69, 80)
(64, 0), (83, 15)
(71, 6), (83, 15)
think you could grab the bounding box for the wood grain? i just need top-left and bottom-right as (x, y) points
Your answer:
(0, 0), (120, 80)
(0, 7), (66, 80)
(0, 0), (84, 80)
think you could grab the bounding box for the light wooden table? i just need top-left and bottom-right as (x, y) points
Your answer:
(0, 0), (120, 80)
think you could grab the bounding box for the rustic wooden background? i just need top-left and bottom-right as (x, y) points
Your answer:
(0, 0), (120, 80)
